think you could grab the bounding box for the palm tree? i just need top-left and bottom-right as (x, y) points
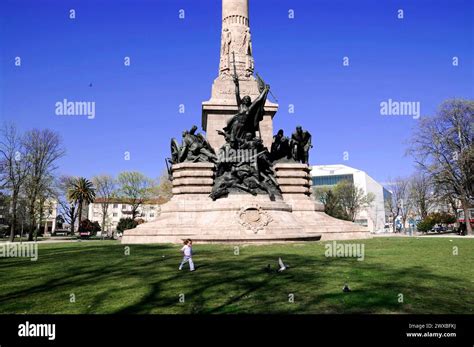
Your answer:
(68, 177), (96, 233)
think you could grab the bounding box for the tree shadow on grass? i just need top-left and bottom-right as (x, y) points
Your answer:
(0, 243), (473, 314)
(114, 252), (473, 314)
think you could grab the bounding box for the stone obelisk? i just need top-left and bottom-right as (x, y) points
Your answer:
(202, 0), (278, 151)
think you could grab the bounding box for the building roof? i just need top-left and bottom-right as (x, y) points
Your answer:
(311, 164), (364, 174)
(93, 197), (168, 205)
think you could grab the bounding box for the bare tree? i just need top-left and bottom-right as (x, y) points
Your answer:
(56, 176), (78, 234)
(409, 173), (434, 220)
(117, 171), (153, 219)
(91, 174), (117, 233)
(0, 123), (30, 242)
(408, 99), (473, 234)
(23, 129), (65, 240)
(35, 175), (56, 240)
(386, 177), (413, 232)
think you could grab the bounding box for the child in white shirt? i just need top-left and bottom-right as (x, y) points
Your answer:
(179, 239), (195, 271)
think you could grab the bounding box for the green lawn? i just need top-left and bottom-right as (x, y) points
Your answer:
(0, 238), (473, 314)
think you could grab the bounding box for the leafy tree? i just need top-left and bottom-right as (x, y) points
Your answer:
(68, 177), (96, 232)
(334, 180), (375, 222)
(314, 180), (374, 222)
(417, 218), (435, 233)
(154, 170), (173, 202)
(116, 218), (138, 232)
(313, 186), (349, 220)
(79, 219), (101, 233)
(429, 212), (456, 225)
(56, 175), (78, 234)
(117, 172), (154, 219)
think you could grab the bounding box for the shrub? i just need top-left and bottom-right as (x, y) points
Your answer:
(117, 218), (138, 232)
(417, 218), (435, 233)
(438, 212), (456, 225)
(79, 219), (101, 235)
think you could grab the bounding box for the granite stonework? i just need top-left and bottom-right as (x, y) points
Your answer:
(202, 0), (278, 151)
(122, 163), (370, 244)
(122, 162), (321, 243)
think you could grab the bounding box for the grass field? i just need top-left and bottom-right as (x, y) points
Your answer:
(0, 237), (473, 314)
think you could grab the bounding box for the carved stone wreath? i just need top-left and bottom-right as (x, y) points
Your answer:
(237, 204), (273, 234)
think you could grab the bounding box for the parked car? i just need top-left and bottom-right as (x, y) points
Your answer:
(52, 229), (72, 236)
(431, 224), (447, 233)
(79, 231), (92, 239)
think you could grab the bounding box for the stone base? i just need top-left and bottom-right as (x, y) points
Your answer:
(122, 162), (371, 244)
(122, 194), (323, 244)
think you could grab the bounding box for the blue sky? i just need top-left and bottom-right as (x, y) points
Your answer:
(1, 0), (472, 183)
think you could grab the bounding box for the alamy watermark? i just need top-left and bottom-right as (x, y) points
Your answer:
(380, 98), (420, 119)
(18, 321), (55, 341)
(218, 147), (258, 164)
(55, 99), (95, 119)
(325, 240), (365, 261)
(0, 242), (38, 261)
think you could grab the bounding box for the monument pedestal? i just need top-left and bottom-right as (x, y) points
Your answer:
(202, 78), (278, 151)
(122, 163), (321, 244)
(122, 163), (370, 244)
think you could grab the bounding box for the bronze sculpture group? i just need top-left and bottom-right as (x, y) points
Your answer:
(169, 71), (312, 201)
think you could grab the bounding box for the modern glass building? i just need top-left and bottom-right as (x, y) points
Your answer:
(312, 174), (353, 187)
(311, 164), (391, 233)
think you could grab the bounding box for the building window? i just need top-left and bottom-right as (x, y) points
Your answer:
(383, 188), (393, 204)
(312, 174), (353, 187)
(113, 204), (118, 209)
(150, 206), (155, 210)
(150, 213), (155, 218)
(113, 213), (118, 217)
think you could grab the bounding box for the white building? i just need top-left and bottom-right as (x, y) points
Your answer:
(310, 164), (392, 233)
(87, 198), (166, 232)
(41, 198), (58, 234)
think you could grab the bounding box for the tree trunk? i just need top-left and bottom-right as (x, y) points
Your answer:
(69, 204), (76, 235)
(461, 202), (472, 235)
(38, 199), (44, 239)
(77, 202), (83, 232)
(27, 183), (39, 241)
(101, 204), (108, 234)
(402, 215), (408, 232)
(27, 200), (36, 241)
(70, 215), (75, 235)
(9, 190), (19, 242)
(450, 201), (459, 229)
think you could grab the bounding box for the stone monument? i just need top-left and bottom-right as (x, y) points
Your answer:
(122, 0), (370, 244)
(202, 0), (278, 151)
